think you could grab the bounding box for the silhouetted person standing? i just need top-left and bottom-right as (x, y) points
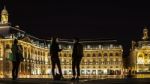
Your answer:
(71, 38), (83, 80)
(50, 36), (63, 80)
(11, 39), (22, 80)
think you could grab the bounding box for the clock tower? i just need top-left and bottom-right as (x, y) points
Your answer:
(1, 6), (8, 24)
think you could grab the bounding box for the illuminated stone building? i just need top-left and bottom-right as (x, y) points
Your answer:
(0, 6), (50, 78)
(58, 40), (124, 78)
(130, 27), (150, 78)
(0, 6), (124, 78)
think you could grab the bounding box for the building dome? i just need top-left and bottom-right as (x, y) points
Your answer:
(1, 6), (9, 24)
(1, 6), (8, 15)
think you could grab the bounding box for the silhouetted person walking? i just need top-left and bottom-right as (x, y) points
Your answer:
(50, 36), (63, 80)
(11, 39), (23, 80)
(71, 38), (83, 80)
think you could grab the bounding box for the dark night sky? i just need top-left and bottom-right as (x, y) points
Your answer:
(1, 0), (150, 56)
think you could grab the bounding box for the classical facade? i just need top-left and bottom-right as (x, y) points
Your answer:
(0, 6), (50, 78)
(130, 27), (150, 78)
(0, 6), (124, 78)
(59, 40), (124, 78)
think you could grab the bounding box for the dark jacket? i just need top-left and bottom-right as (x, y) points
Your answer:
(50, 42), (62, 58)
(11, 44), (20, 62)
(72, 43), (83, 59)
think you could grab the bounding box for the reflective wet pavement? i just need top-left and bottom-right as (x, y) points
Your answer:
(0, 78), (150, 84)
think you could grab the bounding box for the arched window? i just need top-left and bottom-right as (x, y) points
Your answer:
(93, 53), (96, 57)
(98, 53), (102, 57)
(104, 53), (107, 57)
(6, 44), (10, 49)
(144, 53), (148, 59)
(138, 54), (143, 57)
(115, 53), (119, 56)
(87, 53), (90, 57)
(137, 53), (144, 64)
(109, 53), (113, 56)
